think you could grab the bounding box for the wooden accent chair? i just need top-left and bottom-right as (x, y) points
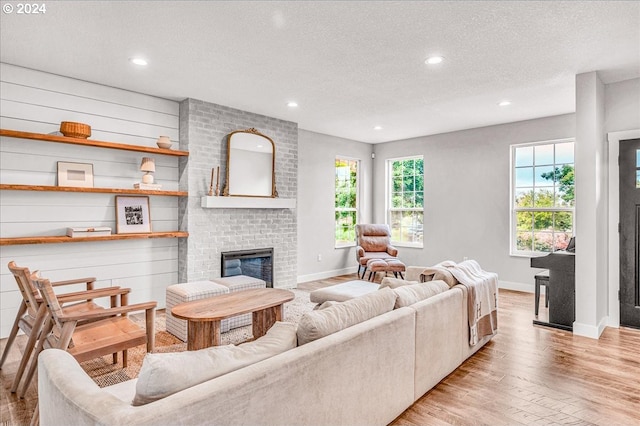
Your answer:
(0, 261), (131, 397)
(20, 271), (156, 399)
(355, 224), (399, 279)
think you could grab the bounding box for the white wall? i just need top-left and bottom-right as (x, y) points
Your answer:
(605, 78), (640, 132)
(371, 114), (575, 290)
(0, 63), (180, 337)
(297, 129), (373, 282)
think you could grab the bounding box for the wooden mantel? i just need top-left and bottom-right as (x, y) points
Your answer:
(201, 196), (296, 209)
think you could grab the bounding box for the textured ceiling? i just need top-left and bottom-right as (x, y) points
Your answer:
(1, 1), (639, 143)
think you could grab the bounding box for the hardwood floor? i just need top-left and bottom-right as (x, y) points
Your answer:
(1, 274), (639, 425)
(392, 289), (640, 426)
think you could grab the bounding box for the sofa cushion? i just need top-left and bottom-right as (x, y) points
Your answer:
(393, 280), (450, 308)
(380, 277), (418, 289)
(132, 321), (297, 406)
(296, 286), (397, 345)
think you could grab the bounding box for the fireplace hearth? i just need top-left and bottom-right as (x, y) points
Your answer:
(221, 248), (274, 288)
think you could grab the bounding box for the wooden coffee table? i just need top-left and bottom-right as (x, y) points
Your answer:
(171, 288), (295, 350)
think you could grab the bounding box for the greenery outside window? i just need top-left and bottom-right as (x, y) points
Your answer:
(387, 156), (424, 247)
(511, 139), (575, 255)
(335, 157), (359, 247)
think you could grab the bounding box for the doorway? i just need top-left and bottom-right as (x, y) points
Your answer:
(619, 138), (640, 328)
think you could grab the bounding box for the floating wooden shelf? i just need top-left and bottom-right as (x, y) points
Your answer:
(1, 128), (189, 246)
(0, 232), (189, 246)
(0, 184), (187, 197)
(0, 129), (189, 157)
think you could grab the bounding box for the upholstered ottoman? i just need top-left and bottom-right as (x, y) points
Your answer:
(366, 258), (390, 282)
(386, 259), (406, 279)
(211, 275), (267, 329)
(166, 281), (230, 341)
(309, 280), (380, 304)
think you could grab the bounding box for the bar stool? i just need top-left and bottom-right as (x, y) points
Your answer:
(534, 272), (550, 316)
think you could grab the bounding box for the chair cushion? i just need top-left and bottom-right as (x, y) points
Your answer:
(358, 252), (395, 266)
(393, 280), (450, 308)
(131, 322), (297, 406)
(297, 287), (397, 345)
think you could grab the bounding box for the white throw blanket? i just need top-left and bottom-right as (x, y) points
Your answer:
(420, 260), (498, 346)
(440, 260), (498, 346)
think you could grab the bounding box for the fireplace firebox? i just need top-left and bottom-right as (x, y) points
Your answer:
(221, 248), (274, 288)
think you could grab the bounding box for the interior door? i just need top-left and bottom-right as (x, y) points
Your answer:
(620, 138), (640, 329)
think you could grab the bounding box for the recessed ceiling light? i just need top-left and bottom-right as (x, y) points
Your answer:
(498, 100), (512, 107)
(287, 101), (298, 107)
(374, 126), (383, 131)
(129, 57), (148, 66)
(425, 56), (444, 65)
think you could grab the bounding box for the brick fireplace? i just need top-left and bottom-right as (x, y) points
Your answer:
(177, 98), (298, 288)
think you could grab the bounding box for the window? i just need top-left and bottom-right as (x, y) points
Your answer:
(387, 156), (424, 247)
(335, 157), (359, 247)
(511, 139), (575, 254)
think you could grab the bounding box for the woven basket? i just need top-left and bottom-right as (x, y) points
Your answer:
(60, 121), (91, 139)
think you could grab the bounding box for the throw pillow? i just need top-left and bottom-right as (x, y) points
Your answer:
(296, 286), (397, 345)
(393, 280), (450, 308)
(379, 277), (418, 289)
(132, 321), (297, 406)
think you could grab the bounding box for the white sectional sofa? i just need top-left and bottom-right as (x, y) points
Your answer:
(37, 267), (496, 426)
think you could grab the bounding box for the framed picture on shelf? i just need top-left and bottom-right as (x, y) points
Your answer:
(115, 196), (152, 234)
(57, 161), (94, 188)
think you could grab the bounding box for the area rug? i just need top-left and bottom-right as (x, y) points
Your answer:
(83, 288), (315, 388)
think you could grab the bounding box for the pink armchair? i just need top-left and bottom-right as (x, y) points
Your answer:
(355, 224), (399, 279)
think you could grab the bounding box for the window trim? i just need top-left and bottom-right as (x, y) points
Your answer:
(386, 155), (424, 248)
(509, 138), (575, 257)
(334, 156), (360, 248)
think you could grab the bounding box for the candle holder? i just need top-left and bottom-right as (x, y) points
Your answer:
(215, 166), (220, 196)
(209, 166), (221, 196)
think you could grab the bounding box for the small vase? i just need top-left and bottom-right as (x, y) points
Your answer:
(156, 136), (172, 149)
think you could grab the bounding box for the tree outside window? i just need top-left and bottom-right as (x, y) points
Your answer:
(388, 156), (424, 246)
(512, 140), (575, 254)
(335, 158), (359, 247)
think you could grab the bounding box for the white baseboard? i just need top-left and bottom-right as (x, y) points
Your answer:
(297, 267), (358, 284)
(573, 316), (608, 339)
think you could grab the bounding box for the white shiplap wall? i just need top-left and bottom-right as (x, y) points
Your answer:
(0, 63), (181, 338)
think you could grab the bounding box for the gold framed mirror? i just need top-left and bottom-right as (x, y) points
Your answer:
(223, 128), (277, 198)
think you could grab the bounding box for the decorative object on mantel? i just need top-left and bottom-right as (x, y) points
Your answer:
(208, 166), (221, 196)
(223, 128), (277, 198)
(140, 157), (156, 184)
(57, 161), (94, 188)
(60, 121), (91, 139)
(66, 227), (112, 238)
(156, 136), (172, 149)
(115, 196), (152, 234)
(134, 182), (162, 190)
